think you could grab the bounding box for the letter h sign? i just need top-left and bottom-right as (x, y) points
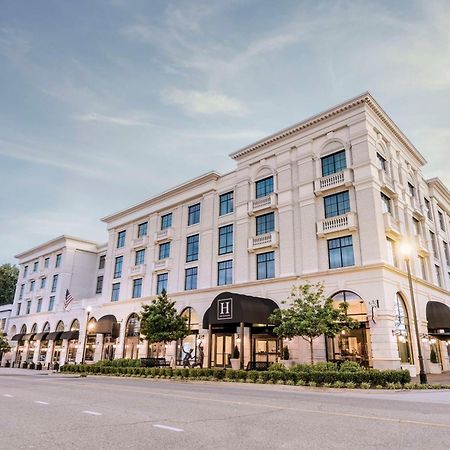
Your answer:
(217, 298), (232, 320)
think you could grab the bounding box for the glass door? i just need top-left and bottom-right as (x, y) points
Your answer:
(213, 334), (233, 367)
(253, 337), (279, 363)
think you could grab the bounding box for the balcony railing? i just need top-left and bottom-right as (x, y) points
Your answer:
(248, 231), (279, 252)
(383, 212), (401, 238)
(314, 168), (353, 195)
(153, 258), (171, 271)
(248, 193), (277, 215)
(317, 212), (357, 237)
(378, 169), (396, 196)
(132, 235), (148, 247)
(154, 228), (173, 242)
(415, 235), (429, 256)
(129, 264), (146, 276)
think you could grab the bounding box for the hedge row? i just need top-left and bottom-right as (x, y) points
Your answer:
(60, 364), (412, 387)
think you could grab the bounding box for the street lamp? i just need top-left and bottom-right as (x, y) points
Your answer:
(399, 240), (428, 384)
(81, 305), (92, 365)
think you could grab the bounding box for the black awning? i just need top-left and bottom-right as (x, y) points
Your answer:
(429, 332), (450, 341)
(61, 330), (80, 340)
(96, 315), (119, 337)
(21, 333), (36, 341)
(11, 333), (24, 341)
(426, 301), (450, 332)
(202, 292), (279, 328)
(47, 331), (64, 341)
(34, 332), (49, 341)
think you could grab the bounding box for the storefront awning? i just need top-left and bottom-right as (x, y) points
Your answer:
(11, 333), (24, 341)
(21, 333), (36, 341)
(203, 292), (279, 328)
(47, 331), (64, 341)
(426, 301), (450, 333)
(34, 332), (49, 341)
(96, 315), (120, 338)
(61, 330), (79, 340)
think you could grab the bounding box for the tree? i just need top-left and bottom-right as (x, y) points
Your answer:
(269, 283), (358, 365)
(0, 332), (11, 354)
(0, 264), (19, 305)
(140, 290), (189, 357)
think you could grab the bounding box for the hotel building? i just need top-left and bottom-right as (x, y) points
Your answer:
(3, 92), (450, 376)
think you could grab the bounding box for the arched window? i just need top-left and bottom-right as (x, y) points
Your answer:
(126, 313), (140, 337)
(20, 324), (27, 334)
(70, 319), (80, 331)
(124, 314), (141, 359)
(42, 322), (50, 333)
(394, 293), (412, 364)
(55, 321), (64, 332)
(30, 323), (37, 334)
(331, 291), (367, 321)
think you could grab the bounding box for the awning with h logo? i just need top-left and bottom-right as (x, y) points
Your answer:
(202, 292), (279, 328)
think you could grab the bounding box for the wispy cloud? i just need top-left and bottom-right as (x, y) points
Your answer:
(76, 112), (157, 127)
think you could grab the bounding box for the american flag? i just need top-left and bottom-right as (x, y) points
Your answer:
(64, 289), (74, 310)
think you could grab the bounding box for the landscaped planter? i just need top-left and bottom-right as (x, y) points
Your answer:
(400, 364), (417, 378)
(230, 359), (240, 370)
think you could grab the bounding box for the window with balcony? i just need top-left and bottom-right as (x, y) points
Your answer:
(157, 273), (168, 295)
(138, 222), (148, 237)
(438, 211), (445, 232)
(188, 203), (201, 226)
(328, 236), (355, 269)
(33, 261), (38, 272)
(114, 256), (123, 278)
(48, 296), (55, 311)
(55, 254), (62, 268)
(429, 231), (438, 257)
(218, 225), (233, 255)
(256, 212), (275, 236)
(419, 256), (427, 280)
(321, 150), (346, 177)
(161, 213), (172, 230)
(386, 237), (397, 266)
(218, 260), (233, 286)
(413, 217), (421, 236)
(111, 283), (120, 301)
(51, 274), (58, 293)
(380, 192), (392, 215)
(424, 198), (432, 220)
(444, 242), (450, 266)
(159, 242), (170, 260)
(44, 257), (50, 268)
(377, 153), (387, 171)
(324, 191), (350, 218)
(435, 264), (443, 287)
(257, 251), (275, 280)
(36, 298), (42, 313)
(135, 249), (145, 266)
(219, 191), (234, 216)
(98, 255), (106, 269)
(255, 176), (274, 199)
(96, 276), (103, 294)
(185, 267), (198, 290)
(117, 230), (126, 248)
(132, 278), (143, 298)
(186, 234), (199, 262)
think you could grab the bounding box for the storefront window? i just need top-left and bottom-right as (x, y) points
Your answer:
(124, 313), (141, 359)
(394, 294), (412, 364)
(85, 318), (97, 362)
(176, 308), (200, 365)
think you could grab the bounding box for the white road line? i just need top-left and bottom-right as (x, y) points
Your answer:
(35, 401), (49, 405)
(82, 410), (102, 416)
(3, 394), (14, 398)
(153, 424), (184, 432)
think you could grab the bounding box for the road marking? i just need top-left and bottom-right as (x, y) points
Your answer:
(153, 424), (184, 432)
(3, 394), (14, 398)
(34, 401), (49, 405)
(82, 410), (102, 416)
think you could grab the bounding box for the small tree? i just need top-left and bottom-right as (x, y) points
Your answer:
(0, 332), (11, 354)
(140, 290), (189, 357)
(0, 264), (19, 305)
(269, 283), (358, 365)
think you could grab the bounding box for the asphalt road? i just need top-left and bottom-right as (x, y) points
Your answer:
(1, 369), (450, 449)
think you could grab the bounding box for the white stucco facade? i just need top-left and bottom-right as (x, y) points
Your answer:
(3, 92), (450, 375)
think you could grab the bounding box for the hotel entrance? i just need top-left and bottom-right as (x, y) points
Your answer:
(212, 333), (234, 368)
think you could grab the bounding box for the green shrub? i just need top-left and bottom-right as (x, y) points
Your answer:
(268, 362), (287, 372)
(339, 361), (363, 372)
(360, 382), (371, 389)
(311, 362), (338, 372)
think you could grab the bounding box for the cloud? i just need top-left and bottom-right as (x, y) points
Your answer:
(76, 112), (157, 127)
(162, 88), (247, 115)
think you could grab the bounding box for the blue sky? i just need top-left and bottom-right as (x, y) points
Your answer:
(1, 0), (449, 263)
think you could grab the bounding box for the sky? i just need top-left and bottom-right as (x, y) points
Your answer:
(1, 0), (450, 264)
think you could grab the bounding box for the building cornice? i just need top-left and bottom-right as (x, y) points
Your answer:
(426, 177), (450, 205)
(229, 92), (427, 166)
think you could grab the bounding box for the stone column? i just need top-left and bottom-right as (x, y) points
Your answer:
(45, 341), (54, 368)
(93, 334), (104, 362)
(59, 339), (69, 365)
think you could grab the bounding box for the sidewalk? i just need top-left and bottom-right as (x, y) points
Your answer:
(0, 368), (78, 377)
(412, 371), (450, 385)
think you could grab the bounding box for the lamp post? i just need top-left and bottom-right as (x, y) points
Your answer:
(399, 241), (428, 384)
(81, 306), (92, 365)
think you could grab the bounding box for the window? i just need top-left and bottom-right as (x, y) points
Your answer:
(419, 256), (427, 280)
(55, 254), (62, 268)
(394, 294), (412, 364)
(51, 274), (58, 293)
(161, 213), (172, 230)
(98, 255), (106, 269)
(40, 278), (46, 289)
(188, 203), (201, 225)
(135, 249), (145, 266)
(36, 298), (42, 313)
(413, 218), (421, 236)
(255, 176), (274, 199)
(444, 242), (450, 266)
(408, 182), (415, 198)
(33, 261), (38, 272)
(256, 212), (275, 236)
(114, 256), (123, 278)
(159, 242), (170, 260)
(328, 236), (355, 269)
(19, 284), (24, 300)
(111, 283), (120, 301)
(157, 273), (168, 295)
(435, 265), (442, 287)
(321, 150), (346, 177)
(185, 267), (198, 290)
(218, 225), (233, 255)
(23, 266), (28, 278)
(48, 296), (55, 311)
(137, 222), (148, 238)
(324, 191), (350, 218)
(438, 211), (445, 232)
(380, 192), (392, 215)
(186, 234), (199, 262)
(386, 237), (397, 266)
(424, 198), (432, 220)
(117, 230), (126, 248)
(30, 280), (35, 292)
(219, 191), (233, 215)
(218, 260), (233, 285)
(44, 257), (50, 268)
(377, 153), (387, 171)
(26, 300), (32, 314)
(16, 302), (21, 315)
(96, 276), (103, 294)
(429, 231), (438, 257)
(257, 251), (275, 280)
(132, 278), (142, 298)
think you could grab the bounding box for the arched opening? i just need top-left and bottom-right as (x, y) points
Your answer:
(20, 324), (27, 334)
(52, 321), (65, 365)
(67, 319), (81, 363)
(326, 290), (372, 367)
(15, 324), (27, 366)
(85, 318), (97, 362)
(27, 323), (38, 363)
(39, 322), (51, 363)
(176, 308), (200, 366)
(97, 315), (119, 361)
(394, 293), (413, 364)
(124, 313), (141, 359)
(70, 319), (80, 331)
